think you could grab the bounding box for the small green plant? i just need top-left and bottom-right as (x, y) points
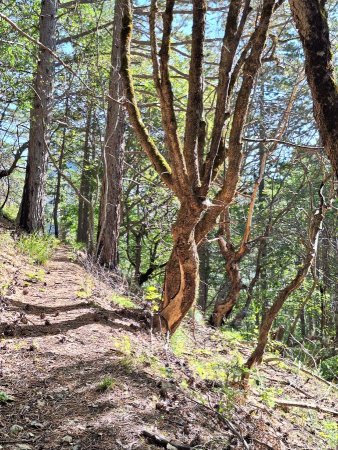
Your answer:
(189, 351), (247, 384)
(221, 329), (245, 345)
(97, 376), (116, 392)
(319, 420), (338, 448)
(144, 285), (161, 311)
(170, 327), (187, 357)
(0, 391), (14, 403)
(113, 335), (132, 355)
(76, 276), (94, 298)
(0, 279), (10, 296)
(217, 386), (241, 417)
(320, 356), (338, 382)
(17, 233), (59, 265)
(25, 269), (45, 283)
(180, 379), (189, 390)
(111, 294), (136, 309)
(260, 387), (283, 408)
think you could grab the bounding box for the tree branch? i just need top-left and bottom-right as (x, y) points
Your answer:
(120, 0), (174, 192)
(0, 142), (28, 179)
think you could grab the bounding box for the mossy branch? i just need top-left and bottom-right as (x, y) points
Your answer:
(120, 0), (174, 191)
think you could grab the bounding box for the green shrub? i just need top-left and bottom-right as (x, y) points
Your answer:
(319, 420), (338, 448)
(170, 327), (188, 357)
(1, 204), (19, 222)
(320, 356), (338, 382)
(111, 294), (136, 309)
(17, 233), (59, 265)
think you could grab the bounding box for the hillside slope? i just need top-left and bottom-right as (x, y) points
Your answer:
(0, 224), (337, 450)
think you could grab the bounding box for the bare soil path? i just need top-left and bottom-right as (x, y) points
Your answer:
(0, 240), (337, 450)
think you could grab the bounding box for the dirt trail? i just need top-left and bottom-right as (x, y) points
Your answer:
(0, 243), (337, 450)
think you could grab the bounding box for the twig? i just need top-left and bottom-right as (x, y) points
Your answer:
(186, 395), (250, 450)
(264, 358), (338, 391)
(274, 399), (338, 416)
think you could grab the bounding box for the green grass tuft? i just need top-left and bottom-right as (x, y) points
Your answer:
(97, 376), (116, 392)
(17, 233), (59, 265)
(111, 294), (136, 309)
(0, 390), (14, 403)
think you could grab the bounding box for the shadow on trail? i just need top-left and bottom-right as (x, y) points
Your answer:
(0, 303), (150, 338)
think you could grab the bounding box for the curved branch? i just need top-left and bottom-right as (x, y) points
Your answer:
(0, 142), (28, 179)
(120, 0), (174, 192)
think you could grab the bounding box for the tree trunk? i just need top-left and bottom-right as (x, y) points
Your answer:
(210, 251), (242, 327)
(19, 0), (57, 232)
(77, 105), (93, 248)
(134, 231), (143, 283)
(53, 97), (69, 238)
(120, 0), (276, 334)
(159, 205), (202, 333)
(245, 188), (327, 373)
(289, 0), (338, 178)
(198, 244), (210, 312)
(96, 0), (126, 269)
(286, 280), (317, 345)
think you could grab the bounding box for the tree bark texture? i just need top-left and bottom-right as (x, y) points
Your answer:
(290, 0), (338, 178)
(19, 0), (57, 232)
(210, 237), (244, 327)
(96, 0), (126, 269)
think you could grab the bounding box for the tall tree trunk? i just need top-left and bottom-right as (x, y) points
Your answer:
(289, 0), (338, 178)
(210, 143), (267, 327)
(19, 0), (57, 232)
(96, 0), (126, 269)
(77, 105), (93, 248)
(245, 187), (327, 373)
(53, 97), (69, 238)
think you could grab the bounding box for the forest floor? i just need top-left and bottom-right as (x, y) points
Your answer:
(0, 220), (337, 450)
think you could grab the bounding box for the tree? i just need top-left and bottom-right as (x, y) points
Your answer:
(121, 0), (277, 333)
(77, 104), (94, 248)
(96, 0), (126, 269)
(289, 0), (338, 178)
(19, 0), (58, 232)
